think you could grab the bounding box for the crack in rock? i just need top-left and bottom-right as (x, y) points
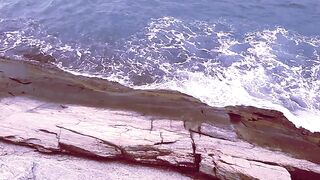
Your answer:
(57, 126), (124, 154)
(9, 77), (32, 85)
(154, 132), (177, 145)
(189, 131), (201, 171)
(29, 162), (37, 180)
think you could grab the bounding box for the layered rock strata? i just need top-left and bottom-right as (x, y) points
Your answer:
(0, 142), (192, 180)
(0, 58), (319, 179)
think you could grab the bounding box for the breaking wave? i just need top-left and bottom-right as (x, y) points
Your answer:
(0, 17), (320, 131)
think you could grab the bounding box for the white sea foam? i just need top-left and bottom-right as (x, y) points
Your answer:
(129, 17), (320, 132)
(0, 17), (319, 132)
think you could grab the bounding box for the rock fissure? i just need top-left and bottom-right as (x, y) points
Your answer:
(8, 77), (32, 85)
(150, 119), (154, 131)
(30, 162), (37, 180)
(189, 131), (201, 171)
(154, 132), (178, 145)
(8, 92), (15, 96)
(190, 129), (236, 142)
(57, 126), (124, 153)
(37, 129), (58, 136)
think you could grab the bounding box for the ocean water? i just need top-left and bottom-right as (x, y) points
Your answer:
(0, 0), (319, 131)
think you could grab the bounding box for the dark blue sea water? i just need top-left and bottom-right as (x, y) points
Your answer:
(0, 0), (319, 131)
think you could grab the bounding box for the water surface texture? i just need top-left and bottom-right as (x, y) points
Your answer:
(0, 0), (319, 131)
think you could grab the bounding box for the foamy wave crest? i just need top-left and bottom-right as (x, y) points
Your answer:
(124, 17), (320, 131)
(0, 17), (319, 131)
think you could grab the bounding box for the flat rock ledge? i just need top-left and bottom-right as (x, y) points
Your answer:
(0, 58), (320, 180)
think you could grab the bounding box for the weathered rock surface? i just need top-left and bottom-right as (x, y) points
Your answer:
(0, 58), (320, 179)
(0, 142), (191, 180)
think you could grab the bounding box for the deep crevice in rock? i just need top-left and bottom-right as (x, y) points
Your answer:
(189, 131), (201, 172)
(289, 167), (320, 180)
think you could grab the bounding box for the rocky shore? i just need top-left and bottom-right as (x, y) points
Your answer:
(0, 57), (319, 179)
